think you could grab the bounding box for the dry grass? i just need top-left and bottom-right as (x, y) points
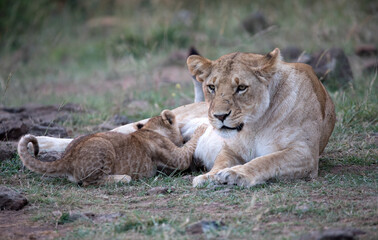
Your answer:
(0, 1), (377, 239)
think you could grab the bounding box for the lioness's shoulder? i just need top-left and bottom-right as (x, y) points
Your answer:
(285, 62), (317, 76)
(284, 62), (328, 118)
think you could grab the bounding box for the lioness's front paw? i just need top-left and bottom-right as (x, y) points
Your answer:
(192, 174), (217, 188)
(215, 166), (256, 187)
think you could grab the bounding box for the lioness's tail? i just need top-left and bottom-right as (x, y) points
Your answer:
(17, 134), (67, 176)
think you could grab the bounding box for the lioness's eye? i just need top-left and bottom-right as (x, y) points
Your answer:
(208, 85), (215, 93)
(236, 85), (248, 93)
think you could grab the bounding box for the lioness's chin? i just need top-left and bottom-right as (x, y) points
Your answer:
(220, 123), (244, 132)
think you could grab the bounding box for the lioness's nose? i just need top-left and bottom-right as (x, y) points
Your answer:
(214, 111), (231, 122)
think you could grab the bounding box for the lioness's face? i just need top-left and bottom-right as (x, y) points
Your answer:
(187, 49), (280, 132)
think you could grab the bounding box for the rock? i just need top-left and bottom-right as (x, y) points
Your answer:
(362, 58), (378, 75)
(281, 47), (304, 62)
(307, 48), (353, 90)
(355, 44), (377, 57)
(186, 220), (226, 234)
(0, 120), (29, 141)
(242, 12), (269, 35)
(98, 114), (130, 131)
(28, 123), (68, 138)
(0, 141), (17, 161)
(0, 103), (83, 141)
(298, 228), (365, 240)
(280, 47), (354, 90)
(147, 187), (174, 195)
(0, 186), (28, 211)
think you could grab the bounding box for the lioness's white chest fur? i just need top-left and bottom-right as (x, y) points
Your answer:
(181, 118), (260, 170)
(181, 118), (224, 170)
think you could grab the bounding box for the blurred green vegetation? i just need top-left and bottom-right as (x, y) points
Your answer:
(0, 0), (376, 122)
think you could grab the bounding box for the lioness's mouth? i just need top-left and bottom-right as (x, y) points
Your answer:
(220, 123), (244, 132)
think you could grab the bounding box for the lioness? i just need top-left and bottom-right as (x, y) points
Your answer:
(28, 48), (336, 187)
(18, 110), (207, 186)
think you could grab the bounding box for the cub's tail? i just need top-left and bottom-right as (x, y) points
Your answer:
(17, 134), (66, 176)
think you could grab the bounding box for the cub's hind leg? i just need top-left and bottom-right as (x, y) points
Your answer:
(73, 138), (116, 186)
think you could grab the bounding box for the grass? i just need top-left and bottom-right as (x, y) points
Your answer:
(0, 0), (377, 239)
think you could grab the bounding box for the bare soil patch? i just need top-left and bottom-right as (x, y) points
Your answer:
(0, 210), (71, 240)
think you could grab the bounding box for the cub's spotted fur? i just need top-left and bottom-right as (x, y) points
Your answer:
(18, 110), (206, 186)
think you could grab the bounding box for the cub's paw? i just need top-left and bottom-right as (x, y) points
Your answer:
(192, 173), (217, 188)
(194, 124), (209, 136)
(215, 166), (256, 187)
(107, 175), (132, 184)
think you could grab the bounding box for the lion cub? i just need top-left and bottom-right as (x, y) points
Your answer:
(18, 110), (207, 186)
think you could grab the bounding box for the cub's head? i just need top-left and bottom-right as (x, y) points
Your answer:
(187, 48), (281, 133)
(141, 110), (183, 146)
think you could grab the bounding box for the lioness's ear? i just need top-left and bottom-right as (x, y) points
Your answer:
(187, 55), (212, 82)
(161, 110), (176, 125)
(264, 48), (282, 67)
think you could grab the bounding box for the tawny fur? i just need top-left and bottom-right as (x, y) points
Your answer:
(30, 48), (336, 188)
(18, 110), (206, 186)
(187, 48), (336, 187)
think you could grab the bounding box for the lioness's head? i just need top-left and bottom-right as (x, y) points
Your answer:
(141, 110), (183, 146)
(187, 48), (281, 133)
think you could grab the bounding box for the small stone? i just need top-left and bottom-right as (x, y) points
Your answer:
(0, 186), (28, 211)
(186, 220), (226, 234)
(147, 187), (174, 195)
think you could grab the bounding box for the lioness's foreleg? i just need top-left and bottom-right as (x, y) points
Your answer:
(214, 147), (317, 187)
(192, 146), (244, 187)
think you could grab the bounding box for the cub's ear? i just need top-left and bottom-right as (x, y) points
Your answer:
(133, 122), (144, 130)
(161, 110), (176, 125)
(187, 55), (213, 82)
